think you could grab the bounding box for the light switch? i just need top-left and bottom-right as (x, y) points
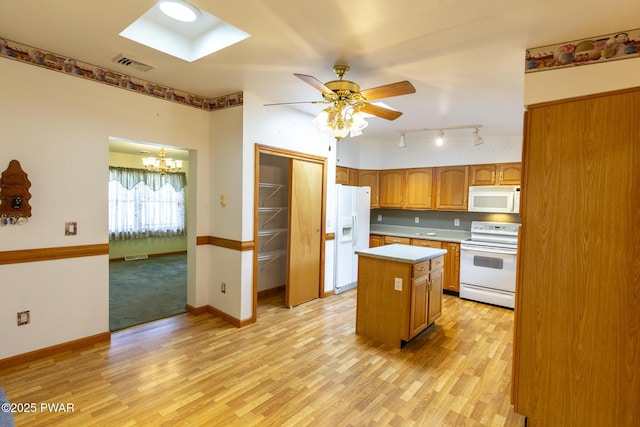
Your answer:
(394, 277), (402, 291)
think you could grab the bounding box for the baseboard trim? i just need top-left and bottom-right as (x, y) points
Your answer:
(185, 304), (209, 315)
(109, 250), (187, 262)
(258, 285), (285, 298)
(185, 304), (254, 328)
(0, 331), (111, 370)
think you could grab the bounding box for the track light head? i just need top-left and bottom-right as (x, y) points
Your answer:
(399, 132), (407, 148)
(473, 128), (485, 146)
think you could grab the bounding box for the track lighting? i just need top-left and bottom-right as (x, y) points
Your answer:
(399, 132), (407, 148)
(397, 125), (484, 148)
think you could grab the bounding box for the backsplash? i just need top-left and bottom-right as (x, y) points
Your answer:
(371, 209), (521, 231)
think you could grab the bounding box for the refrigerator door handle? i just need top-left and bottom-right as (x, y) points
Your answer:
(352, 213), (358, 246)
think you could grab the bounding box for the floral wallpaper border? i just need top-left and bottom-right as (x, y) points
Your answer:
(0, 36), (242, 111)
(526, 28), (640, 73)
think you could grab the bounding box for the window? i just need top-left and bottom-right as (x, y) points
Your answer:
(109, 167), (186, 240)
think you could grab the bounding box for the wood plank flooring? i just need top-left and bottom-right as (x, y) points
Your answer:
(0, 291), (525, 426)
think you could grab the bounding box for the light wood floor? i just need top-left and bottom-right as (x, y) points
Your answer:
(1, 291), (525, 426)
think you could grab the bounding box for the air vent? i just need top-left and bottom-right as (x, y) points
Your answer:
(112, 54), (154, 72)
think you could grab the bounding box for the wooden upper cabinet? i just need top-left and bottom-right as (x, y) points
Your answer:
(348, 168), (359, 186)
(469, 164), (496, 185)
(337, 167), (361, 186)
(434, 166), (469, 210)
(379, 169), (404, 208)
(336, 166), (349, 185)
(403, 168), (433, 209)
(470, 163), (521, 186)
(358, 170), (379, 208)
(498, 162), (521, 185)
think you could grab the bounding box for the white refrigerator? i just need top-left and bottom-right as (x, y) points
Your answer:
(334, 184), (371, 294)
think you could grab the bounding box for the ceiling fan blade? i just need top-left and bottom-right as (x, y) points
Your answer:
(294, 73), (335, 95)
(359, 81), (416, 101)
(264, 101), (326, 106)
(360, 103), (403, 121)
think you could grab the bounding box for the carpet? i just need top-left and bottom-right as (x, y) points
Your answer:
(109, 253), (187, 331)
(0, 388), (15, 427)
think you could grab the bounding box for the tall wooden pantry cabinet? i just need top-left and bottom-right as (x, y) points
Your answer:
(512, 87), (640, 426)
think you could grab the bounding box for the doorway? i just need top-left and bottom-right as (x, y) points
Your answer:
(108, 138), (191, 331)
(254, 144), (327, 319)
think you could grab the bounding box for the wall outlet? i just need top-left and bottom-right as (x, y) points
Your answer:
(377, 214), (382, 221)
(454, 218), (460, 226)
(17, 310), (30, 326)
(415, 216), (420, 224)
(394, 277), (402, 291)
(221, 282), (226, 293)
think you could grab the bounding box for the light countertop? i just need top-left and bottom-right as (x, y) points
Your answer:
(356, 244), (447, 264)
(369, 224), (470, 243)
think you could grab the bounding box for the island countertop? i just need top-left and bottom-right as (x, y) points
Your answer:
(356, 243), (447, 263)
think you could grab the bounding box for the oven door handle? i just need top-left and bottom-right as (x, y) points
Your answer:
(461, 244), (517, 256)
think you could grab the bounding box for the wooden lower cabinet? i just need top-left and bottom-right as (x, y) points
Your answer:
(443, 242), (460, 292)
(372, 235), (461, 294)
(427, 256), (444, 325)
(410, 239), (441, 249)
(369, 234), (384, 247)
(384, 235), (410, 245)
(356, 254), (445, 348)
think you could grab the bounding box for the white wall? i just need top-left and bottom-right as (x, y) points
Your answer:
(0, 58), (211, 359)
(338, 133), (523, 170)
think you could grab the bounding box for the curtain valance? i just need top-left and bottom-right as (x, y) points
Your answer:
(109, 167), (186, 191)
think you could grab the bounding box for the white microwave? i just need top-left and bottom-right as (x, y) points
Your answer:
(468, 185), (520, 213)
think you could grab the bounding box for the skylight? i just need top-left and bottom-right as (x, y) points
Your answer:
(120, 1), (250, 62)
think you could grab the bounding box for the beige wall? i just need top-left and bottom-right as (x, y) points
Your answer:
(0, 57), (210, 359)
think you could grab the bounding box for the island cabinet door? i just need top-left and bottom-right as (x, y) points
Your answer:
(428, 259), (444, 324)
(407, 260), (431, 340)
(409, 274), (429, 339)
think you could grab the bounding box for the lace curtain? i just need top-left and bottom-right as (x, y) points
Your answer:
(109, 167), (186, 240)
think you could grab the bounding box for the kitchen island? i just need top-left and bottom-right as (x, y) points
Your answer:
(355, 244), (447, 348)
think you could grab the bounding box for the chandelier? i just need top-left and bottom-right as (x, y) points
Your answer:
(142, 147), (183, 175)
(312, 101), (368, 140)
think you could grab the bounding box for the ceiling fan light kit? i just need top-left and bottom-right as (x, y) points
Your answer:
(267, 64), (416, 140)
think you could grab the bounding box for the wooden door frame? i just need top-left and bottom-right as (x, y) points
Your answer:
(253, 144), (328, 321)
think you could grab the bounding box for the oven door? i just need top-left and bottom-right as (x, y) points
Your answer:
(460, 243), (518, 292)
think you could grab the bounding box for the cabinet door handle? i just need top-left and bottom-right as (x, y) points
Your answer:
(417, 267), (426, 271)
(491, 171), (495, 184)
(499, 171), (504, 183)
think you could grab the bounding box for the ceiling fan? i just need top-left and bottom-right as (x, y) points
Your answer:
(266, 65), (416, 139)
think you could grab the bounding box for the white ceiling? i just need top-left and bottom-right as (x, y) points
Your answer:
(1, 0), (639, 148)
